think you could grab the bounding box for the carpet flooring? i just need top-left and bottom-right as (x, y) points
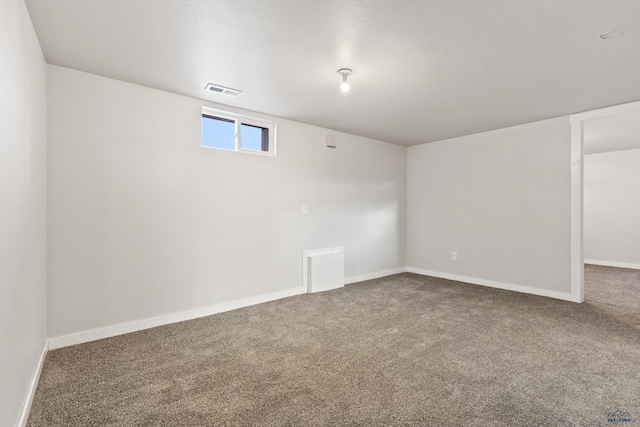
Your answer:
(27, 269), (640, 426)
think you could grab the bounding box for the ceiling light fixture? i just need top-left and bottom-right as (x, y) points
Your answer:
(337, 68), (352, 92)
(600, 29), (624, 40)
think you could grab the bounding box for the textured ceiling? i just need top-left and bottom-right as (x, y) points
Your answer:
(25, 0), (640, 146)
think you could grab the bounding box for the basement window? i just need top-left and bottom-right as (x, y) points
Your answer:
(201, 107), (275, 156)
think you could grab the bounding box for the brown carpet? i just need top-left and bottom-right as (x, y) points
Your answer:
(584, 263), (640, 345)
(28, 271), (640, 426)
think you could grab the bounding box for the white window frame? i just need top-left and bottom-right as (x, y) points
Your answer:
(201, 107), (276, 157)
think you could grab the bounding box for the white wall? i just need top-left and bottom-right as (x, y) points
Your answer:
(407, 117), (572, 296)
(584, 148), (640, 268)
(47, 65), (406, 339)
(0, 0), (48, 425)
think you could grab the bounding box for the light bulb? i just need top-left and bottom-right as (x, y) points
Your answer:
(337, 68), (353, 93)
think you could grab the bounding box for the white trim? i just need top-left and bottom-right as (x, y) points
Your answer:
(570, 119), (584, 303)
(569, 99), (640, 304)
(202, 106), (271, 124)
(584, 259), (640, 270)
(406, 267), (577, 302)
(48, 265), (410, 351)
(344, 267), (407, 285)
(48, 287), (306, 350)
(570, 100), (640, 123)
(238, 116), (275, 156)
(16, 340), (48, 427)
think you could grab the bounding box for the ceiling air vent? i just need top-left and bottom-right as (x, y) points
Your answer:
(204, 83), (242, 97)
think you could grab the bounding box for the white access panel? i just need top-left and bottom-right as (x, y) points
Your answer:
(302, 247), (344, 293)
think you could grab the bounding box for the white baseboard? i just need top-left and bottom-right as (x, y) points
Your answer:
(16, 340), (48, 427)
(584, 259), (640, 270)
(48, 268), (411, 350)
(48, 286), (307, 350)
(48, 264), (582, 351)
(345, 267), (407, 285)
(406, 267), (578, 302)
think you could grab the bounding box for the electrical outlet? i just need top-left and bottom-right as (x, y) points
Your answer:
(302, 204), (308, 215)
(451, 251), (457, 261)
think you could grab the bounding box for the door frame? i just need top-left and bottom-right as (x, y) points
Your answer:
(569, 100), (640, 303)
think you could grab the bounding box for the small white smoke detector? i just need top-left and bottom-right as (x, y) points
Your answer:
(326, 135), (337, 148)
(204, 83), (242, 97)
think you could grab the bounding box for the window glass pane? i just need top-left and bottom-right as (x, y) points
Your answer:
(241, 123), (269, 152)
(202, 115), (235, 150)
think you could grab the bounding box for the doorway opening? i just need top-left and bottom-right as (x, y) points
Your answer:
(570, 100), (640, 304)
